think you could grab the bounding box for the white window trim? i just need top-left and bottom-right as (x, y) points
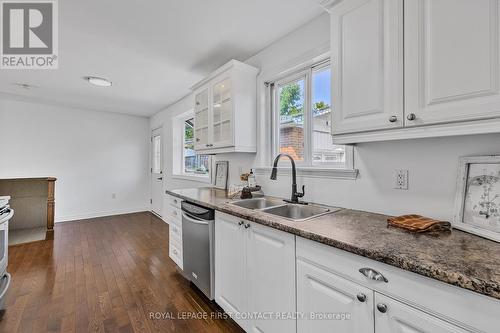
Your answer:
(258, 56), (357, 179)
(172, 110), (212, 184)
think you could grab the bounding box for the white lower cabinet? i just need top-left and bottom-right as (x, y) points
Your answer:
(375, 293), (468, 333)
(214, 212), (247, 319)
(247, 221), (296, 333)
(297, 258), (374, 333)
(214, 211), (296, 333)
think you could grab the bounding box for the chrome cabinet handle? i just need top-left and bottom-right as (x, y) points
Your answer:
(407, 113), (416, 121)
(244, 223), (251, 229)
(359, 268), (388, 283)
(238, 221), (245, 226)
(388, 115), (397, 123)
(356, 293), (367, 302)
(377, 303), (388, 313)
(173, 199), (178, 204)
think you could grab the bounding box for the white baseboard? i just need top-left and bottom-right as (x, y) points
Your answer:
(55, 206), (150, 223)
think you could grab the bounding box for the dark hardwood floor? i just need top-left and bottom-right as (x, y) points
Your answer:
(0, 212), (244, 333)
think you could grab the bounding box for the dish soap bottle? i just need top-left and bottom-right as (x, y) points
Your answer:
(247, 169), (257, 188)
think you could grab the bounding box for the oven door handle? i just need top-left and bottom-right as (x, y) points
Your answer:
(0, 273), (11, 300)
(182, 212), (209, 225)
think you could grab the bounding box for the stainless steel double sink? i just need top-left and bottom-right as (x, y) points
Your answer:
(230, 198), (339, 222)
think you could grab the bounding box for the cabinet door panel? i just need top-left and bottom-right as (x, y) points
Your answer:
(297, 258), (374, 333)
(405, 0), (500, 126)
(375, 293), (469, 333)
(212, 78), (233, 148)
(247, 222), (296, 333)
(331, 0), (404, 134)
(194, 88), (210, 150)
(214, 214), (246, 318)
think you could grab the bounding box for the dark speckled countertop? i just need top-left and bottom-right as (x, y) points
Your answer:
(167, 187), (500, 300)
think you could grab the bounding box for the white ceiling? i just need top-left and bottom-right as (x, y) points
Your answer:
(0, 0), (324, 117)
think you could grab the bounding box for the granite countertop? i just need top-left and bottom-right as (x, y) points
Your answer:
(167, 187), (500, 300)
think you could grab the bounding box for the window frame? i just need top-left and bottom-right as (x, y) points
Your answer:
(172, 110), (212, 183)
(271, 59), (352, 170)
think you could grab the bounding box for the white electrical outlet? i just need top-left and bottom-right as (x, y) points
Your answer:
(395, 169), (409, 190)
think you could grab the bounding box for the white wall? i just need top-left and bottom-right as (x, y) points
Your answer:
(0, 98), (150, 222)
(152, 13), (500, 221)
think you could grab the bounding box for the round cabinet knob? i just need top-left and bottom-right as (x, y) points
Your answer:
(377, 303), (388, 313)
(356, 293), (367, 302)
(388, 115), (398, 123)
(238, 221), (245, 226)
(244, 223), (251, 229)
(407, 113), (416, 121)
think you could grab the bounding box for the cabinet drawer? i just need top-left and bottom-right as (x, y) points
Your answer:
(169, 242), (183, 269)
(169, 222), (182, 240)
(296, 237), (499, 332)
(168, 195), (181, 209)
(166, 205), (181, 223)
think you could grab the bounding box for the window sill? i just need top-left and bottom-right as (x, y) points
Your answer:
(171, 173), (212, 184)
(253, 166), (358, 180)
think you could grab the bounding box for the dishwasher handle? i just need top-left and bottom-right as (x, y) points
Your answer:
(182, 211), (209, 225)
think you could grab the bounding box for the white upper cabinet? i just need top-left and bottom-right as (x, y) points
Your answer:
(405, 0), (500, 126)
(325, 0), (500, 143)
(194, 88), (210, 150)
(329, 0), (404, 134)
(192, 60), (258, 154)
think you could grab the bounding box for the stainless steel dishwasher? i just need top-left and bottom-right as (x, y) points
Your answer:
(181, 201), (215, 300)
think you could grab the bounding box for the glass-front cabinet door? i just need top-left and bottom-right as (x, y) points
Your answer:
(211, 78), (233, 148)
(194, 88), (210, 150)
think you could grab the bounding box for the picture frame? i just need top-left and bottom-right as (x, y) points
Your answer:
(453, 155), (500, 242)
(214, 161), (229, 190)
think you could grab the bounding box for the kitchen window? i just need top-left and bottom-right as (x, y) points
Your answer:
(271, 61), (351, 169)
(183, 117), (210, 176)
(173, 111), (212, 182)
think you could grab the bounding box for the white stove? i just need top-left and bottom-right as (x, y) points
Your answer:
(0, 196), (12, 308)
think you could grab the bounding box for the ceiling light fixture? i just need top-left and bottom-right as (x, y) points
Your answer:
(85, 76), (112, 87)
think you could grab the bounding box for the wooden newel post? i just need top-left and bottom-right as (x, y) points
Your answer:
(47, 177), (56, 231)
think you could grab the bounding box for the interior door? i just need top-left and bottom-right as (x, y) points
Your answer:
(151, 128), (163, 217)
